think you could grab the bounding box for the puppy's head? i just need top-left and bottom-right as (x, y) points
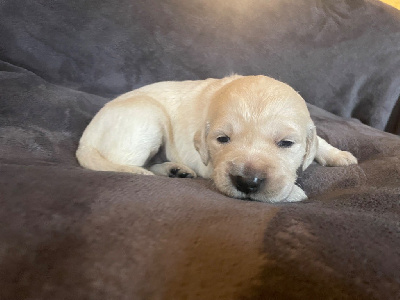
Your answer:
(194, 75), (317, 202)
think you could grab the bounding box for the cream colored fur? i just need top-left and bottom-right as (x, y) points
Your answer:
(76, 75), (357, 202)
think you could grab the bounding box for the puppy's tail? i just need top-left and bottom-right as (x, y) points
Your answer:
(76, 145), (153, 175)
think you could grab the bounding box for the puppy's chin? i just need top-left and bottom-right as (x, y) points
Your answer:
(247, 184), (307, 203)
(213, 169), (305, 203)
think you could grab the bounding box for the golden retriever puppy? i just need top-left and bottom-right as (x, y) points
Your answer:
(76, 75), (357, 202)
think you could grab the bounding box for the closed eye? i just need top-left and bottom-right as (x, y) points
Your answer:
(217, 135), (230, 144)
(277, 140), (295, 148)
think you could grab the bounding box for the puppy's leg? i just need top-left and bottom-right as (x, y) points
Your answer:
(149, 162), (197, 178)
(76, 145), (154, 175)
(77, 96), (167, 175)
(315, 136), (358, 166)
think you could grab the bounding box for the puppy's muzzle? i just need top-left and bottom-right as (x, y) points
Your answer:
(230, 175), (265, 194)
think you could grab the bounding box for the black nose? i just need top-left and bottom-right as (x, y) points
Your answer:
(230, 175), (264, 194)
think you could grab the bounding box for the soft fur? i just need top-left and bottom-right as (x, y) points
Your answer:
(76, 75), (357, 202)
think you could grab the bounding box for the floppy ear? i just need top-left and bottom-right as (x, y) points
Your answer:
(302, 123), (318, 171)
(194, 123), (210, 166)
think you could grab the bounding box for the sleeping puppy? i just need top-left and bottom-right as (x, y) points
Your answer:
(76, 75), (357, 202)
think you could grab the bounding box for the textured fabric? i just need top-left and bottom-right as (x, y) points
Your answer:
(1, 0), (399, 131)
(1, 0), (400, 299)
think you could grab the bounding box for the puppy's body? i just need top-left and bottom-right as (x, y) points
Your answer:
(77, 76), (235, 178)
(77, 75), (357, 202)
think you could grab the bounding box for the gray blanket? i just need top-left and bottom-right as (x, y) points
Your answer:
(1, 0), (400, 299)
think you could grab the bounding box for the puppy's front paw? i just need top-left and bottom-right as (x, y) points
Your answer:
(285, 185), (308, 202)
(168, 167), (195, 178)
(320, 150), (358, 167)
(149, 162), (197, 178)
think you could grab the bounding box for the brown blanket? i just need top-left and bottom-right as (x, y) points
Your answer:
(1, 0), (400, 299)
